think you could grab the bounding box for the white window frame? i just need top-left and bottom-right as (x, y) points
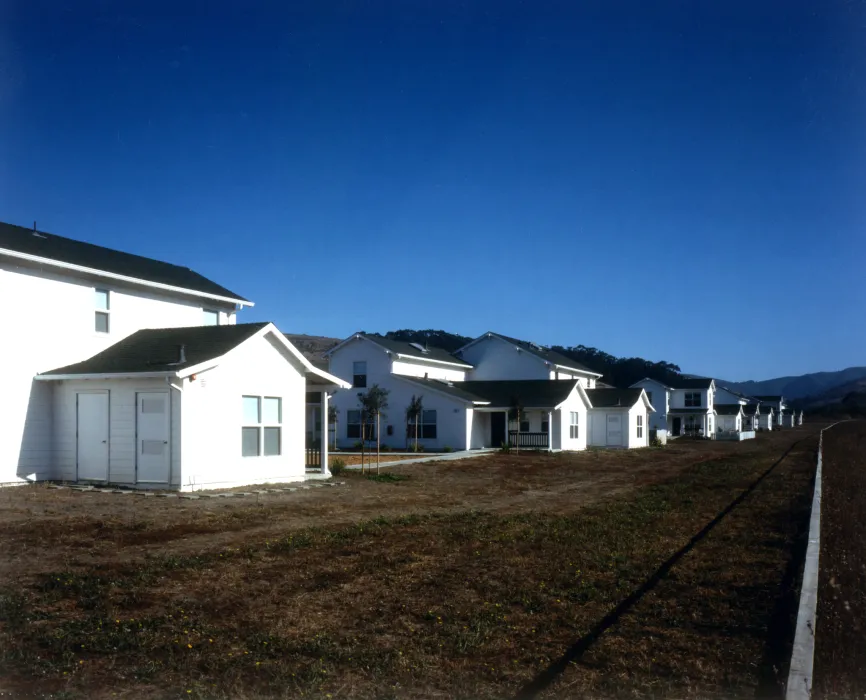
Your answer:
(569, 411), (579, 439)
(684, 392), (701, 407)
(636, 414), (643, 438)
(94, 288), (110, 334)
(353, 361), (367, 388)
(409, 409), (438, 439)
(241, 395), (282, 457)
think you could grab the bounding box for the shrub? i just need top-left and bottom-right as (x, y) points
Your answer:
(500, 442), (512, 453)
(329, 458), (346, 477)
(352, 440), (364, 451)
(380, 444), (392, 452)
(442, 445), (453, 453)
(409, 443), (425, 453)
(650, 436), (664, 448)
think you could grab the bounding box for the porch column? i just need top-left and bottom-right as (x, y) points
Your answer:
(547, 411), (554, 451)
(320, 391), (329, 475)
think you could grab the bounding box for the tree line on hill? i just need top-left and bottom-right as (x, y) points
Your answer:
(373, 329), (684, 389)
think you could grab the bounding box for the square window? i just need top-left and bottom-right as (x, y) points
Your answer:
(263, 427), (281, 456)
(263, 397), (282, 424)
(94, 311), (110, 333)
(95, 289), (110, 310)
(243, 396), (261, 424)
(242, 427), (260, 457)
(203, 310), (219, 325)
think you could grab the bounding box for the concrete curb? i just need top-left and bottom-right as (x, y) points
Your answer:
(343, 449), (497, 470)
(785, 421), (844, 700)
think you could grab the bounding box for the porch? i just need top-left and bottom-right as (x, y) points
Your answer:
(716, 429), (756, 441)
(304, 378), (343, 475)
(668, 410), (713, 439)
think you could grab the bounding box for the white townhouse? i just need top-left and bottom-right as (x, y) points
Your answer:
(454, 332), (603, 386)
(326, 331), (652, 451)
(742, 404), (762, 432)
(631, 376), (716, 438)
(754, 395), (787, 427)
(757, 406), (775, 431)
(712, 386), (757, 440)
(0, 221), (347, 490)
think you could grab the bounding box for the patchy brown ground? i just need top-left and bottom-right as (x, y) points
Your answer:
(0, 426), (823, 699)
(813, 420), (866, 699)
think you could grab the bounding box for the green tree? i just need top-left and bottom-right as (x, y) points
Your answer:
(359, 384), (390, 474)
(406, 394), (424, 451)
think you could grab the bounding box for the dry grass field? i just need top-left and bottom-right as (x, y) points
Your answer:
(0, 426), (824, 699)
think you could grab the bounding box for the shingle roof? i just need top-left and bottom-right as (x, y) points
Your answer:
(360, 334), (472, 367)
(459, 379), (580, 408)
(715, 404), (744, 415)
(585, 388), (645, 409)
(398, 377), (489, 404)
(468, 333), (599, 375)
(670, 376), (715, 389)
(40, 323), (269, 375)
(718, 386), (750, 399)
(743, 404), (761, 415)
(0, 221), (250, 303)
(754, 395), (785, 402)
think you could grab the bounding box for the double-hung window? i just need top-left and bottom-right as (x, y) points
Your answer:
(242, 396), (282, 457)
(94, 289), (110, 333)
(636, 414), (644, 438)
(353, 361), (367, 388)
(569, 412), (579, 439)
(347, 410), (376, 440)
(684, 392), (701, 407)
(408, 409), (437, 439)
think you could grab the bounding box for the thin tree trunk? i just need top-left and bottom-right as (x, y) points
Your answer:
(376, 413), (381, 474)
(516, 410), (520, 454)
(415, 420), (419, 451)
(360, 412), (365, 475)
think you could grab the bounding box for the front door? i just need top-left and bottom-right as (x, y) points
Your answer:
(672, 416), (681, 435)
(137, 392), (170, 484)
(77, 392), (109, 481)
(491, 412), (506, 447)
(606, 414), (622, 446)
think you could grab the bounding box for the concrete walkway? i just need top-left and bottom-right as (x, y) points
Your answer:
(343, 448), (497, 470)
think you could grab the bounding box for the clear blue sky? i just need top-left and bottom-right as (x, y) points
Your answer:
(1, 1), (864, 381)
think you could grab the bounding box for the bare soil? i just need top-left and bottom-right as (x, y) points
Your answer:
(812, 420), (866, 699)
(0, 426), (823, 699)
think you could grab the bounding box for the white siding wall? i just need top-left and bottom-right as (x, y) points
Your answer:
(392, 359), (467, 381)
(632, 380), (670, 432)
(715, 388), (748, 405)
(179, 333), (306, 490)
(470, 411), (490, 449)
(51, 378), (181, 485)
(0, 261), (236, 484)
(670, 388), (712, 410)
(558, 391), (588, 451)
(460, 337), (550, 380)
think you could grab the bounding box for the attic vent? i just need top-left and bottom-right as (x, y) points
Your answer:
(409, 342), (429, 354)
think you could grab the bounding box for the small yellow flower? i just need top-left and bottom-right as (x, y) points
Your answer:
(79, 660), (84, 665)
(187, 644), (193, 649)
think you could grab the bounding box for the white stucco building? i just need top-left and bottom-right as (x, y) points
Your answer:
(0, 220), (347, 489)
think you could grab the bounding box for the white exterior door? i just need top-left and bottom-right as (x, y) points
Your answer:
(77, 392), (109, 481)
(606, 414), (622, 446)
(137, 392), (170, 484)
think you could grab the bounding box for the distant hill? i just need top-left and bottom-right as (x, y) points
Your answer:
(719, 367), (866, 401)
(280, 333), (340, 362)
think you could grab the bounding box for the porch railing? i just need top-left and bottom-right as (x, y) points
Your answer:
(305, 444), (322, 470)
(508, 431), (549, 449)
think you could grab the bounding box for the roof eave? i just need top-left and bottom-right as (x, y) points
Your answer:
(394, 352), (473, 369)
(0, 247), (253, 307)
(36, 371), (177, 381)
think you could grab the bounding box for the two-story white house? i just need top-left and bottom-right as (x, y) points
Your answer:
(326, 331), (651, 451)
(631, 376), (716, 438)
(754, 396), (787, 427)
(1, 221), (347, 490)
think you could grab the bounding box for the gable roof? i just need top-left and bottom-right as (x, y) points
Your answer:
(669, 376), (715, 390)
(459, 379), (583, 409)
(630, 377), (674, 390)
(717, 386), (751, 400)
(325, 333), (472, 368)
(715, 404), (744, 416)
(456, 332), (601, 376)
(0, 221), (251, 305)
(754, 395), (785, 402)
(36, 322), (350, 387)
(586, 388), (648, 410)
